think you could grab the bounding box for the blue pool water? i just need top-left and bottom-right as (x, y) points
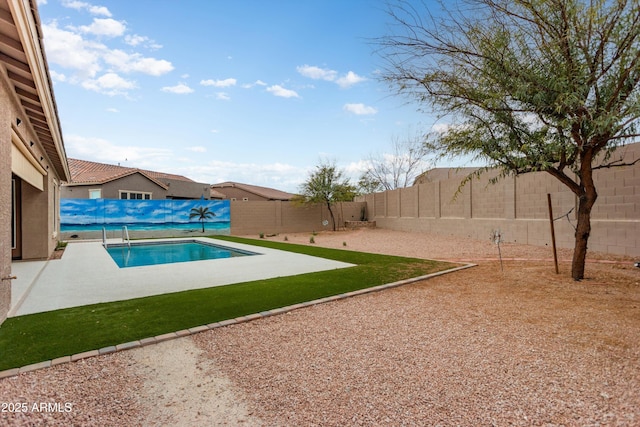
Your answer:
(106, 240), (258, 268)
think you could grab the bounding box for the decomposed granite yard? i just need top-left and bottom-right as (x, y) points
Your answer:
(1, 228), (638, 426)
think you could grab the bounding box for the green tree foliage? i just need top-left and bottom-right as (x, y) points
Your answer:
(379, 0), (640, 280)
(296, 161), (358, 231)
(189, 206), (216, 232)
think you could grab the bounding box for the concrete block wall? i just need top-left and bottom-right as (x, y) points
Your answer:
(359, 144), (640, 257)
(386, 189), (400, 217)
(471, 170), (504, 219)
(591, 146), (640, 220)
(399, 187), (416, 218)
(440, 179), (466, 218)
(417, 184), (436, 218)
(230, 201), (366, 236)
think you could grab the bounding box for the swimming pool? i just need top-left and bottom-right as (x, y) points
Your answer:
(106, 240), (259, 268)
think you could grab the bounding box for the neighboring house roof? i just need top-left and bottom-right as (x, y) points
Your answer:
(65, 158), (195, 190)
(209, 189), (227, 199)
(2, 0), (70, 181)
(211, 181), (295, 201)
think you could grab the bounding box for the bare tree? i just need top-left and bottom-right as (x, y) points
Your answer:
(359, 130), (430, 192)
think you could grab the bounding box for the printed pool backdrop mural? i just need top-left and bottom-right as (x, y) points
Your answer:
(60, 199), (230, 234)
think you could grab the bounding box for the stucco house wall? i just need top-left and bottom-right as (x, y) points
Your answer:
(62, 173), (168, 199)
(0, 68), (13, 324)
(219, 187), (269, 201)
(163, 178), (210, 199)
(1, 0), (70, 324)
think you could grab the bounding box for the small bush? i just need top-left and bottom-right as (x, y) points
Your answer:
(309, 236), (315, 244)
(284, 236), (288, 241)
(343, 241), (347, 247)
(259, 232), (265, 239)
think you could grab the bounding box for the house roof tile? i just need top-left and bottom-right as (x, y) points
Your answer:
(211, 181), (295, 200)
(65, 158), (195, 189)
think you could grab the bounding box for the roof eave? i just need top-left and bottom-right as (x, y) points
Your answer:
(8, 0), (70, 181)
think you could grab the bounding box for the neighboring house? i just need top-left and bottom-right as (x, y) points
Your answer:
(1, 0), (71, 323)
(211, 181), (295, 201)
(62, 158), (211, 200)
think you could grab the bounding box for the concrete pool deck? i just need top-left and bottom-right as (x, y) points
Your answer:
(9, 237), (355, 316)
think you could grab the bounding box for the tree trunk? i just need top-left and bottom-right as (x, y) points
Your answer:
(571, 160), (598, 280)
(327, 202), (336, 231)
(571, 187), (598, 280)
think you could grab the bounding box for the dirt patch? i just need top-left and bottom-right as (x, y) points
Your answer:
(2, 229), (638, 426)
(49, 247), (65, 260)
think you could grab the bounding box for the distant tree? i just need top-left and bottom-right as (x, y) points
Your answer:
(189, 206), (215, 233)
(359, 130), (430, 192)
(357, 174), (384, 194)
(378, 0), (640, 280)
(296, 161), (358, 231)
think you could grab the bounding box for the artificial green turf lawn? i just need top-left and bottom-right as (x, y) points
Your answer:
(0, 237), (456, 371)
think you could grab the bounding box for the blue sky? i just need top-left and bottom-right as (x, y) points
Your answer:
(38, 0), (442, 192)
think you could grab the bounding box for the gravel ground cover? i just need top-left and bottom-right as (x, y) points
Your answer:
(1, 228), (638, 426)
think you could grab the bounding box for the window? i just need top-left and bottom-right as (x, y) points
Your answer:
(119, 191), (152, 200)
(88, 189), (102, 199)
(11, 178), (16, 249)
(242, 197), (249, 201)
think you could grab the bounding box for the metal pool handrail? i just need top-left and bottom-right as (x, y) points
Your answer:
(122, 226), (131, 248)
(102, 227), (107, 248)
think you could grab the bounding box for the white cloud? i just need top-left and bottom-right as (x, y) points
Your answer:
(49, 70), (66, 82)
(106, 107), (119, 113)
(200, 78), (237, 88)
(297, 64), (337, 81)
(61, 0), (112, 17)
(336, 71), (367, 88)
(267, 85), (300, 98)
(103, 50), (173, 75)
(431, 123), (451, 134)
(216, 92), (231, 100)
(79, 18), (126, 37)
(343, 103), (377, 115)
(66, 135), (305, 192)
(161, 83), (193, 94)
(42, 21), (104, 78)
(65, 134), (173, 166)
(81, 72), (136, 95)
(181, 160), (307, 193)
(242, 80), (267, 89)
(124, 34), (145, 46)
(187, 146), (207, 153)
(297, 65), (367, 88)
(41, 12), (173, 96)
